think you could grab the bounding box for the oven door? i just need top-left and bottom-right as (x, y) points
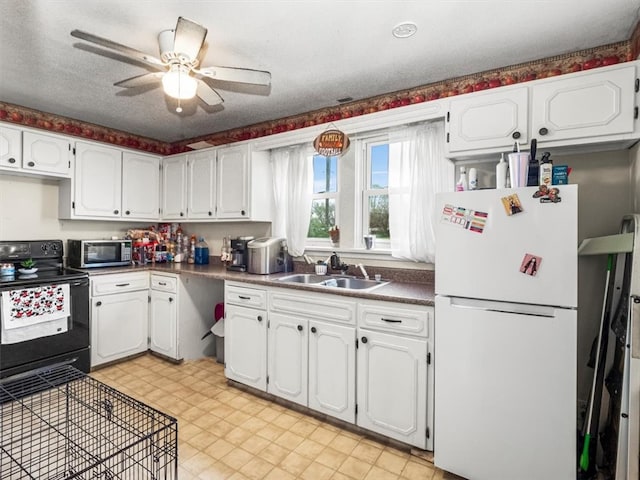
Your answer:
(0, 277), (90, 378)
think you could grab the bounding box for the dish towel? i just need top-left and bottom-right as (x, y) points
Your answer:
(1, 284), (70, 344)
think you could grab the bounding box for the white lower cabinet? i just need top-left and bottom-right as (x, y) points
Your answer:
(268, 312), (308, 406)
(225, 283), (268, 390)
(149, 288), (178, 360)
(90, 272), (150, 367)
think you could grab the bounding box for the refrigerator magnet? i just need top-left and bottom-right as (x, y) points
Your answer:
(501, 194), (524, 216)
(533, 185), (562, 203)
(520, 254), (542, 276)
(441, 204), (488, 234)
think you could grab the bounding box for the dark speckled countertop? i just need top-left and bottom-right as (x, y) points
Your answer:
(78, 263), (435, 306)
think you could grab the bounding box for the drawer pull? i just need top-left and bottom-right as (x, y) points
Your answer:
(361, 336), (368, 344)
(158, 282), (167, 286)
(8, 158), (16, 164)
(115, 283), (130, 287)
(238, 295), (251, 300)
(381, 318), (402, 323)
(311, 326), (317, 333)
(257, 315), (263, 322)
(96, 301), (102, 306)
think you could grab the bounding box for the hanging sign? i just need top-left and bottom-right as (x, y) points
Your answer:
(313, 129), (350, 156)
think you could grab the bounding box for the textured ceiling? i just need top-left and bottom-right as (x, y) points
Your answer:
(0, 0), (638, 143)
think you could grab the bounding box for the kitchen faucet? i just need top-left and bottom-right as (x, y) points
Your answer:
(357, 264), (369, 280)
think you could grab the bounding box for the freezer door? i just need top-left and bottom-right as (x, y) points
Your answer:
(435, 185), (577, 308)
(434, 295), (576, 480)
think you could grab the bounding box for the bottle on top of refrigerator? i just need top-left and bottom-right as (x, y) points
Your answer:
(539, 152), (553, 186)
(468, 168), (478, 190)
(195, 237), (210, 265)
(496, 154), (507, 189)
(456, 167), (468, 191)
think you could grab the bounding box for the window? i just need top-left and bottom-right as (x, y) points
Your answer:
(363, 141), (390, 246)
(307, 154), (338, 243)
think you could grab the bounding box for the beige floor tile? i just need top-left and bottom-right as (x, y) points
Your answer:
(204, 438), (236, 460)
(183, 452), (219, 476)
(207, 419), (236, 437)
(179, 441), (201, 462)
(331, 472), (354, 480)
(239, 416), (269, 433)
(263, 466), (297, 480)
(375, 450), (408, 475)
(189, 430), (219, 450)
(274, 430), (306, 450)
(301, 461), (335, 480)
(272, 411), (300, 429)
(257, 442), (291, 465)
(338, 456), (373, 480)
(365, 465), (401, 480)
(294, 438), (326, 459)
(289, 418), (319, 437)
(309, 425), (339, 445)
(238, 456), (275, 480)
(219, 447), (254, 471)
(351, 441), (383, 464)
(315, 447), (349, 470)
(224, 426), (254, 446)
(256, 406), (284, 423)
(178, 465), (198, 479)
(227, 473), (250, 480)
(280, 451), (314, 477)
(255, 423), (287, 442)
(181, 422), (205, 441)
(240, 434), (271, 454)
(401, 460), (435, 480)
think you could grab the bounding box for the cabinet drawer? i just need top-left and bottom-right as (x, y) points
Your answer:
(151, 274), (178, 293)
(359, 301), (431, 337)
(225, 283), (267, 309)
(269, 289), (356, 325)
(91, 272), (149, 296)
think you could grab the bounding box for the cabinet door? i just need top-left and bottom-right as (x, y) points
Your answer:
(268, 313), (308, 407)
(187, 150), (216, 219)
(308, 320), (355, 423)
(122, 152), (160, 220)
(356, 329), (427, 449)
(161, 156), (187, 219)
(91, 290), (149, 367)
(149, 289), (179, 360)
(447, 87), (528, 153)
(22, 131), (71, 176)
(74, 142), (122, 217)
(216, 145), (249, 218)
(531, 65), (636, 143)
(0, 124), (21, 169)
(224, 303), (267, 391)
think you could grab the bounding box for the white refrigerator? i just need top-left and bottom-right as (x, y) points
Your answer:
(434, 185), (577, 480)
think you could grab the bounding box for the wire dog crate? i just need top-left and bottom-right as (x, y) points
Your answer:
(0, 365), (177, 479)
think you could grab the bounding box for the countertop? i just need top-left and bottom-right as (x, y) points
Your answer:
(79, 263), (435, 306)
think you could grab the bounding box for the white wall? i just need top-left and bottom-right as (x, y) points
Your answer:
(0, 174), (272, 257)
(631, 143), (640, 212)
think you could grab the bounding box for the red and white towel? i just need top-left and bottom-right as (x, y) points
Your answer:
(1, 284), (70, 344)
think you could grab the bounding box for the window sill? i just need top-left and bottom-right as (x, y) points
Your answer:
(302, 246), (434, 270)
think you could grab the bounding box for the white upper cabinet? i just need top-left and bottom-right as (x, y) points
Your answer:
(447, 87), (528, 153)
(187, 150), (216, 219)
(22, 131), (71, 176)
(73, 142), (122, 218)
(122, 151), (160, 220)
(161, 155), (188, 220)
(216, 144), (249, 218)
(0, 124), (21, 169)
(531, 65), (637, 145)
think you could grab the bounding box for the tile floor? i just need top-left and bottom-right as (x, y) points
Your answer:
(91, 354), (460, 480)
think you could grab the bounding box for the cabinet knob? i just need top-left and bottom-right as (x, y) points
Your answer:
(96, 301), (102, 306)
(361, 336), (368, 344)
(208, 211), (212, 216)
(8, 157), (16, 164)
(113, 210), (119, 215)
(311, 326), (317, 333)
(257, 315), (263, 322)
(125, 210), (130, 215)
(538, 127), (549, 136)
(297, 325), (303, 331)
(169, 297), (173, 302)
(511, 131), (521, 139)
(241, 210), (246, 216)
(27, 161), (35, 167)
(180, 212), (184, 217)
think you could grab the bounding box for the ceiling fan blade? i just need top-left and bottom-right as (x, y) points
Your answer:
(71, 29), (165, 68)
(194, 66), (271, 86)
(196, 78), (224, 106)
(173, 17), (207, 61)
(115, 72), (164, 88)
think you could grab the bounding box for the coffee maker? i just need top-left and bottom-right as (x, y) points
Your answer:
(227, 236), (254, 272)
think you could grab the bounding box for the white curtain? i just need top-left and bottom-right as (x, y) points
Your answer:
(388, 121), (454, 263)
(270, 144), (313, 257)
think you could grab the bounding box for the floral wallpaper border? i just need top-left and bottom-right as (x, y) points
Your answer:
(0, 37), (636, 156)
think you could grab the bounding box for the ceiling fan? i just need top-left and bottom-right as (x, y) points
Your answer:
(71, 17), (271, 112)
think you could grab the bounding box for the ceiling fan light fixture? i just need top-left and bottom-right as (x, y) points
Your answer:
(162, 64), (197, 99)
(158, 29), (175, 60)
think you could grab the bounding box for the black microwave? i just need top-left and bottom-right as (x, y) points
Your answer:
(67, 239), (132, 268)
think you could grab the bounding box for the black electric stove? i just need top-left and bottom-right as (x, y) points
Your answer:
(0, 240), (90, 379)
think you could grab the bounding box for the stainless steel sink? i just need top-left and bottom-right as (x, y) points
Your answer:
(277, 274), (388, 291)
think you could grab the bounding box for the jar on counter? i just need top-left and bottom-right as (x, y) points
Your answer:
(1, 263), (16, 276)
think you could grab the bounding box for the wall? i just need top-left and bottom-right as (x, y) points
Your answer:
(0, 174), (272, 257)
(631, 143), (640, 212)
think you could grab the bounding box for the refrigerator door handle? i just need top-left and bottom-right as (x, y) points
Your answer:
(448, 296), (558, 318)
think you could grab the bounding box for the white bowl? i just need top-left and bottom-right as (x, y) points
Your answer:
(18, 268), (38, 275)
